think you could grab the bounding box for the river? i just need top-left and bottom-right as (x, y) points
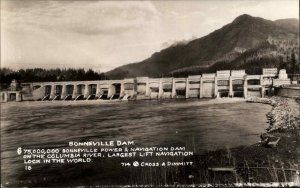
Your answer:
(0, 99), (271, 186)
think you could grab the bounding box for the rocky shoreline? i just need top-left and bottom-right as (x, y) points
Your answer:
(184, 96), (300, 186)
(246, 97), (300, 132)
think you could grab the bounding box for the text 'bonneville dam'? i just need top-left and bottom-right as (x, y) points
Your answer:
(0, 68), (294, 102)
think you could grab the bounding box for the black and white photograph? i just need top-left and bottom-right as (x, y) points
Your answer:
(1, 0), (299, 187)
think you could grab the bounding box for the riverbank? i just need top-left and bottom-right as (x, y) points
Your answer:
(247, 97), (300, 132)
(191, 96), (300, 186)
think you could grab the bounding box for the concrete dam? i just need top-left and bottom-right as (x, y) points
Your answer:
(0, 68), (292, 102)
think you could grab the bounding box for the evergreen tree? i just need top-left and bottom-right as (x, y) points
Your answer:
(291, 51), (297, 74)
(0, 68), (107, 89)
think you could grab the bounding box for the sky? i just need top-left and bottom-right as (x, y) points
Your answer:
(1, 0), (299, 72)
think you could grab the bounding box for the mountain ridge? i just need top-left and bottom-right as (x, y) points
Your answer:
(106, 14), (299, 79)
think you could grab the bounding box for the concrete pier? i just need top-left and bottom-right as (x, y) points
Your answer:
(0, 68), (293, 102)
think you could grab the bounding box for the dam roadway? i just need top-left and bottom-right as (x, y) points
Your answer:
(0, 68), (291, 102)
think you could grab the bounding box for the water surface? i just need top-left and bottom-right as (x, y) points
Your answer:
(1, 99), (271, 186)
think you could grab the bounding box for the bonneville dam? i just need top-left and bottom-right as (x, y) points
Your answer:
(0, 68), (298, 102)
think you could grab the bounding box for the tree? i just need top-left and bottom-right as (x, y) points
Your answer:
(0, 67), (107, 89)
(291, 51), (297, 74)
(279, 56), (286, 69)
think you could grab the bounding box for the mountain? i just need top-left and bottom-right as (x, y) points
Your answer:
(106, 14), (299, 79)
(274, 18), (299, 34)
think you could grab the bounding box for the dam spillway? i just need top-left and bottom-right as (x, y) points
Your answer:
(0, 68), (293, 102)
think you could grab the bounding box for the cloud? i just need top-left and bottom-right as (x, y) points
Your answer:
(2, 1), (161, 36)
(1, 0), (164, 71)
(1, 0), (298, 72)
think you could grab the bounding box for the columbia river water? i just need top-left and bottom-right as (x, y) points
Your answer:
(1, 99), (271, 186)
